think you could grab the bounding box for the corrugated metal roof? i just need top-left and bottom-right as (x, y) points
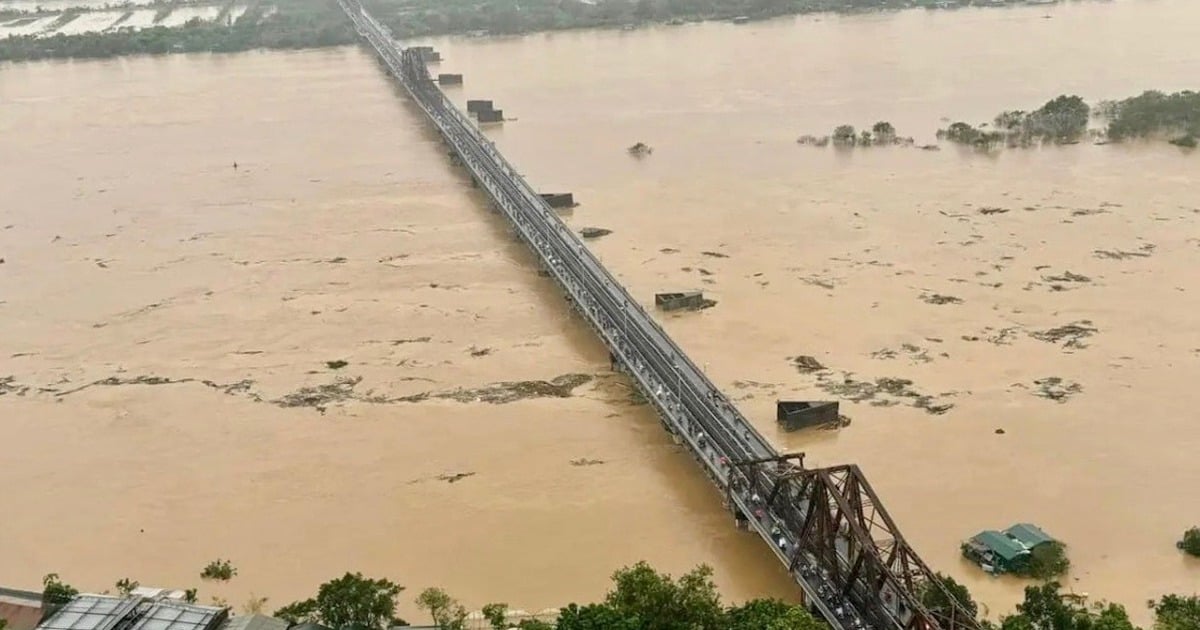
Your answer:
(1005, 523), (1055, 548)
(971, 530), (1029, 562)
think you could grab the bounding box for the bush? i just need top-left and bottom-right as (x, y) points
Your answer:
(1178, 527), (1200, 556)
(200, 559), (237, 581)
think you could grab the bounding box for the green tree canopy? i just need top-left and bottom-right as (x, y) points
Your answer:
(42, 574), (79, 608)
(1000, 582), (1137, 630)
(603, 562), (725, 630)
(554, 603), (642, 630)
(274, 573), (404, 630)
(415, 588), (466, 630)
(920, 572), (979, 623)
(1154, 594), (1200, 630)
(726, 598), (823, 630)
(1177, 527), (1200, 556)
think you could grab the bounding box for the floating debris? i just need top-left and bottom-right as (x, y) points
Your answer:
(920, 293), (963, 305)
(814, 372), (955, 416)
(1042, 270), (1092, 285)
(391, 337), (432, 345)
(978, 207), (1011, 215)
(325, 360), (348, 370)
(580, 227), (612, 239)
(789, 355), (827, 373)
(700, 251), (729, 259)
(569, 458), (605, 467)
(405, 373), (594, 405)
(1030, 321), (1098, 349)
(1094, 244), (1154, 260)
(801, 276), (836, 290)
(870, 343), (933, 364)
(627, 142), (653, 157)
(0, 376), (30, 397)
(437, 472), (475, 483)
(274, 377), (376, 412)
(1033, 377), (1083, 403)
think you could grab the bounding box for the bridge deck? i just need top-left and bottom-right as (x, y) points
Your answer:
(333, 4), (981, 630)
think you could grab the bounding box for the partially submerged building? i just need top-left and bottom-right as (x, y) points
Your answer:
(962, 522), (1058, 575)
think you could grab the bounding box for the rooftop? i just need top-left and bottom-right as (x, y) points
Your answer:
(222, 616), (287, 630)
(1005, 522), (1056, 548)
(0, 587), (44, 630)
(36, 596), (226, 630)
(971, 529), (1030, 562)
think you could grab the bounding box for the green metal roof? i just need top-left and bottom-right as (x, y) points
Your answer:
(1005, 523), (1055, 548)
(972, 530), (1029, 562)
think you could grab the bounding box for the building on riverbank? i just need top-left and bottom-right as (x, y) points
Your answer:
(0, 587), (43, 630)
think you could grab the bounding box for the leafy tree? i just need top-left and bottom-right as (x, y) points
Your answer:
(1000, 582), (1137, 630)
(274, 573), (405, 630)
(871, 121), (896, 143)
(42, 573), (79, 609)
(515, 621), (554, 630)
(1, 617), (8, 630)
(183, 589), (198, 604)
(920, 572), (978, 623)
(727, 598), (822, 630)
(1154, 594), (1200, 630)
(1107, 90), (1200, 140)
(415, 588), (466, 630)
(604, 562), (725, 630)
(1025, 541), (1070, 579)
(481, 602), (508, 630)
(554, 603), (641, 630)
(994, 111), (1027, 131)
(832, 125), (857, 145)
(1026, 95), (1089, 142)
(1178, 527), (1200, 556)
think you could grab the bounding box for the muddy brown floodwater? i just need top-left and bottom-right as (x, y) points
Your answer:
(3, 0), (1199, 624)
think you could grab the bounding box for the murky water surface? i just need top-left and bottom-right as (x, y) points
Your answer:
(2, 0), (1198, 623)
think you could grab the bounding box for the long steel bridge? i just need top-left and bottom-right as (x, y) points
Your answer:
(335, 3), (980, 629)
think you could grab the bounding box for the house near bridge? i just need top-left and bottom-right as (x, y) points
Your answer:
(962, 522), (1058, 575)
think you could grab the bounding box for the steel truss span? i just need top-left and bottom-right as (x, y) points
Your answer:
(335, 3), (980, 628)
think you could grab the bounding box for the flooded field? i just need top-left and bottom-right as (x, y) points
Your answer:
(2, 0), (1198, 624)
(0, 3), (246, 39)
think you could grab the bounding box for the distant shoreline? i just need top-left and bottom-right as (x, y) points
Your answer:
(1, 0), (1086, 63)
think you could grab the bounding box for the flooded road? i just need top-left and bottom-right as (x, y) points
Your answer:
(3, 0), (1199, 623)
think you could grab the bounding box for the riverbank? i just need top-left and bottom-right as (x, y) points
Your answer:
(1, 0), (1083, 62)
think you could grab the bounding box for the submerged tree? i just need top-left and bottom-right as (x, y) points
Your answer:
(832, 124), (857, 145)
(1178, 527), (1200, 556)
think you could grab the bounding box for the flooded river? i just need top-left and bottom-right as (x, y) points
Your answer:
(2, 0), (1198, 623)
